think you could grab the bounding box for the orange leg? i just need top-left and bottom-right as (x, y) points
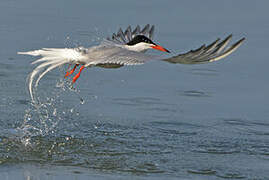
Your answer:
(65, 64), (72, 77)
(65, 64), (79, 77)
(72, 65), (85, 84)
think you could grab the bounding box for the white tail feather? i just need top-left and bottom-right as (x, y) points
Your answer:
(18, 48), (87, 102)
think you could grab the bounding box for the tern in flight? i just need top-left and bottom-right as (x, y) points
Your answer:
(18, 24), (245, 102)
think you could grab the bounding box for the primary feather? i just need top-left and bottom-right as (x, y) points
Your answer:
(107, 24), (155, 44)
(163, 35), (245, 64)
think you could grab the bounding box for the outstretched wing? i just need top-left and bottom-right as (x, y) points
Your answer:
(107, 24), (155, 44)
(92, 34), (245, 68)
(163, 35), (245, 64)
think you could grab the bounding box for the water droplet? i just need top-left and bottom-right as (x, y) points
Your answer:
(80, 98), (84, 104)
(21, 137), (31, 147)
(53, 109), (57, 116)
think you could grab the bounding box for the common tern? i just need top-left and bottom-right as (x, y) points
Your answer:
(18, 24), (245, 102)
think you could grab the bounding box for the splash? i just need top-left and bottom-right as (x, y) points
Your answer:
(15, 31), (104, 146)
(17, 75), (85, 147)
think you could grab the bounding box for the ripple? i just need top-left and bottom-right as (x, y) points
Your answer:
(190, 68), (219, 76)
(178, 90), (211, 98)
(150, 121), (204, 128)
(222, 118), (269, 137)
(123, 162), (165, 174)
(15, 99), (30, 105)
(149, 121), (200, 138)
(248, 130), (269, 136)
(247, 145), (269, 156)
(188, 169), (245, 179)
(0, 63), (14, 70)
(156, 128), (197, 136)
(193, 140), (241, 155)
(0, 127), (173, 174)
(193, 148), (240, 154)
(112, 97), (173, 106)
(216, 172), (245, 179)
(0, 72), (8, 77)
(252, 122), (269, 127)
(187, 169), (216, 175)
(142, 107), (178, 113)
(222, 118), (252, 127)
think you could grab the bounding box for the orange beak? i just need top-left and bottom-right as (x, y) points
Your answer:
(151, 45), (170, 53)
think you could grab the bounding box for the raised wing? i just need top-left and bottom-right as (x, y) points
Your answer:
(163, 35), (245, 64)
(107, 24), (155, 45)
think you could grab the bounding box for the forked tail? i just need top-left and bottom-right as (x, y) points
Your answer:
(18, 48), (86, 102)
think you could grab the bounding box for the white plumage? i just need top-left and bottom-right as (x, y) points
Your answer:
(18, 24), (245, 102)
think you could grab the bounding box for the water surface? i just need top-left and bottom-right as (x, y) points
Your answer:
(0, 0), (269, 179)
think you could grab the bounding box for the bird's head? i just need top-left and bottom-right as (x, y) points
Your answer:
(125, 35), (170, 53)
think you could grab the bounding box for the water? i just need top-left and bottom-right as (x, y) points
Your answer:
(1, 0), (269, 179)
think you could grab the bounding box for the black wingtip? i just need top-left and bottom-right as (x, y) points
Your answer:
(233, 37), (246, 47)
(240, 37), (246, 42)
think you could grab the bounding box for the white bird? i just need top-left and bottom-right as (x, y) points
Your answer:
(18, 24), (245, 102)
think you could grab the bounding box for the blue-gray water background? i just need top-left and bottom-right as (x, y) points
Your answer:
(0, 0), (268, 179)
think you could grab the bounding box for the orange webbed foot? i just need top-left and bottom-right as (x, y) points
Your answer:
(65, 64), (79, 77)
(72, 65), (85, 84)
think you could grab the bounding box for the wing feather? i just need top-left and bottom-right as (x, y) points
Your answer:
(208, 37), (245, 62)
(203, 38), (220, 52)
(107, 24), (155, 44)
(112, 33), (121, 43)
(86, 42), (159, 67)
(117, 28), (126, 43)
(213, 34), (232, 54)
(141, 24), (150, 34)
(163, 35), (245, 64)
(149, 25), (155, 39)
(124, 25), (132, 42)
(132, 25), (141, 38)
